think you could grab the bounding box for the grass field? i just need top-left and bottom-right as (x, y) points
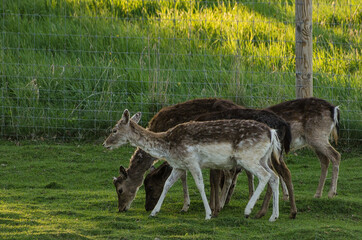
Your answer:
(1, 0), (361, 140)
(0, 140), (361, 239)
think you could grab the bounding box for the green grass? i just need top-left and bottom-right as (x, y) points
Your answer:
(0, 0), (361, 141)
(0, 140), (361, 239)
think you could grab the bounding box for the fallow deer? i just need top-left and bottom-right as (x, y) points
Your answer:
(143, 97), (340, 218)
(104, 109), (281, 221)
(110, 97), (340, 217)
(110, 98), (242, 212)
(267, 97), (340, 199)
(144, 108), (297, 218)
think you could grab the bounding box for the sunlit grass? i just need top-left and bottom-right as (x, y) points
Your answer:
(0, 0), (360, 140)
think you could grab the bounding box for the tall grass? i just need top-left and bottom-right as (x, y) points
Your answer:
(0, 0), (361, 141)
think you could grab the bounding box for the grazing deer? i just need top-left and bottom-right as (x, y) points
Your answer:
(144, 108), (297, 219)
(143, 162), (191, 212)
(267, 97), (340, 199)
(143, 97), (340, 218)
(110, 98), (242, 212)
(104, 109), (281, 221)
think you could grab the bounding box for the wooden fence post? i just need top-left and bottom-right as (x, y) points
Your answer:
(295, 0), (313, 98)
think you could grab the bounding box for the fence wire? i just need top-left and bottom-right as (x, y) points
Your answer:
(0, 0), (361, 143)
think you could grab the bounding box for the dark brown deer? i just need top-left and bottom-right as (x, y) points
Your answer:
(104, 110), (281, 221)
(110, 98), (242, 212)
(144, 108), (296, 218)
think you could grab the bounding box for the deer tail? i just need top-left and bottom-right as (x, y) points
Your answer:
(331, 106), (340, 145)
(270, 129), (281, 165)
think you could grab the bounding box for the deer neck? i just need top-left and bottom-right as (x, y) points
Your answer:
(127, 148), (156, 181)
(127, 122), (169, 160)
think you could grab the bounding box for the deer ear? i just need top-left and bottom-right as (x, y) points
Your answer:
(121, 109), (130, 124)
(119, 165), (128, 178)
(130, 112), (142, 124)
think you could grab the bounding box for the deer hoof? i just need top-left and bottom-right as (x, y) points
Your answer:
(328, 191), (337, 198)
(314, 193), (322, 198)
(150, 211), (158, 217)
(289, 211), (297, 219)
(180, 204), (190, 212)
(254, 211), (266, 219)
(269, 216), (278, 222)
(283, 194), (289, 201)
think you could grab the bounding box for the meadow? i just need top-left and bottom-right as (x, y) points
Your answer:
(0, 140), (361, 239)
(1, 1), (361, 238)
(0, 0), (361, 141)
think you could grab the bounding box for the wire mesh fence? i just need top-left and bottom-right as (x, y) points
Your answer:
(0, 0), (361, 143)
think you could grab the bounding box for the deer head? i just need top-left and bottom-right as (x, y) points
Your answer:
(103, 109), (142, 150)
(112, 165), (138, 212)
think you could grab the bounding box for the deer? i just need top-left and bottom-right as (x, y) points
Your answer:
(143, 97), (340, 218)
(110, 97), (340, 217)
(267, 97), (340, 199)
(109, 98), (243, 213)
(144, 108), (297, 218)
(103, 109), (282, 221)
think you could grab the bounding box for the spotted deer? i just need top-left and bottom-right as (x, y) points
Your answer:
(143, 97), (340, 218)
(104, 109), (281, 221)
(110, 98), (243, 213)
(144, 108), (297, 218)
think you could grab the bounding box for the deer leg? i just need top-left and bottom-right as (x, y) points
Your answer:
(245, 169), (255, 199)
(326, 145), (341, 198)
(219, 169), (234, 210)
(224, 167), (242, 205)
(209, 169), (215, 213)
(209, 169), (221, 216)
(267, 168), (279, 222)
(254, 183), (272, 219)
(180, 171), (190, 212)
(274, 155), (297, 219)
(150, 168), (185, 217)
(314, 151), (330, 198)
(189, 166), (212, 220)
(243, 165), (270, 219)
(280, 178), (289, 201)
(310, 138), (341, 199)
(259, 154), (280, 222)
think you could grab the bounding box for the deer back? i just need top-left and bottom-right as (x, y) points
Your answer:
(194, 109), (291, 154)
(267, 97), (339, 146)
(164, 119), (272, 152)
(149, 98), (243, 132)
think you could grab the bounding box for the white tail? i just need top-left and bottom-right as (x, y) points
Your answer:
(270, 129), (281, 165)
(331, 106), (340, 144)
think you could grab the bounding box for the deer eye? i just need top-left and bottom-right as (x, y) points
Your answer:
(118, 188), (123, 194)
(112, 129), (117, 134)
